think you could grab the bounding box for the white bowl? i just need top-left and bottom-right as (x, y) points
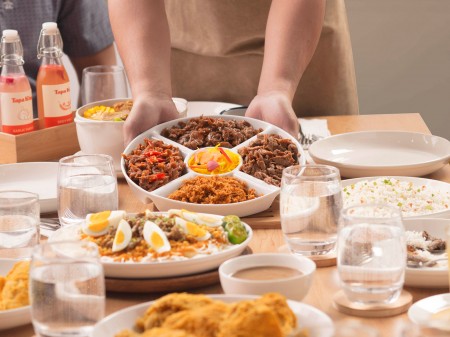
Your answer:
(75, 98), (187, 173)
(218, 253), (316, 301)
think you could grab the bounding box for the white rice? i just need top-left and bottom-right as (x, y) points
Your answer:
(343, 177), (450, 217)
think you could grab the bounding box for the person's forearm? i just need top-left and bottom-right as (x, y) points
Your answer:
(258, 0), (325, 100)
(108, 0), (172, 98)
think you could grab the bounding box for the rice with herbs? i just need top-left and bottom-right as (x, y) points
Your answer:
(343, 177), (450, 216)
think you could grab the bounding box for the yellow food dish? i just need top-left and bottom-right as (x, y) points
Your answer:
(83, 101), (133, 121)
(115, 293), (308, 337)
(188, 147), (240, 175)
(0, 260), (30, 310)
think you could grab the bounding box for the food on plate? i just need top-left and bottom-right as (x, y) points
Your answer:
(406, 230), (447, 267)
(82, 210), (127, 237)
(0, 261), (30, 310)
(160, 116), (263, 149)
(80, 209), (249, 262)
(123, 138), (186, 192)
(115, 293), (306, 337)
(343, 177), (450, 216)
(168, 176), (258, 204)
(239, 134), (299, 187)
(187, 146), (240, 175)
(83, 100), (133, 121)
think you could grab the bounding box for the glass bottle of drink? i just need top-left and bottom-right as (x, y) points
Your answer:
(0, 29), (34, 135)
(36, 22), (72, 129)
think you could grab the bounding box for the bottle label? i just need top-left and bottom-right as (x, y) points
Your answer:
(0, 90), (34, 135)
(42, 82), (72, 127)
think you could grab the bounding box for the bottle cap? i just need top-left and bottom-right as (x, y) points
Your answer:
(2, 29), (19, 42)
(42, 22), (58, 34)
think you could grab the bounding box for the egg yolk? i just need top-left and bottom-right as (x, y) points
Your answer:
(186, 221), (207, 237)
(88, 210), (111, 232)
(115, 230), (125, 245)
(151, 232), (165, 250)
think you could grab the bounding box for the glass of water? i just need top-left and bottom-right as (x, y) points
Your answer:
(337, 204), (406, 304)
(30, 240), (105, 337)
(57, 154), (118, 226)
(0, 190), (39, 259)
(280, 165), (342, 256)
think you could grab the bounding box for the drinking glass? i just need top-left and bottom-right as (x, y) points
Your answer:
(337, 204), (406, 304)
(80, 65), (129, 105)
(333, 322), (380, 337)
(0, 190), (39, 259)
(30, 241), (105, 337)
(57, 154), (118, 226)
(280, 164), (342, 256)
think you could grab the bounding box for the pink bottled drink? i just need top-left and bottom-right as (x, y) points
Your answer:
(0, 30), (34, 135)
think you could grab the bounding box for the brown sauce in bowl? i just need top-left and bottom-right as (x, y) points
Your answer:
(231, 266), (302, 281)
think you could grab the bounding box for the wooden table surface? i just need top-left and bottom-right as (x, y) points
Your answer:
(9, 113), (449, 337)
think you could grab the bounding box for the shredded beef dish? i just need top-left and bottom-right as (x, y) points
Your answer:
(238, 134), (299, 187)
(123, 138), (186, 192)
(161, 116), (263, 149)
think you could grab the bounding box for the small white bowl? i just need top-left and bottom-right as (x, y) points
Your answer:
(75, 97), (187, 173)
(219, 253), (316, 301)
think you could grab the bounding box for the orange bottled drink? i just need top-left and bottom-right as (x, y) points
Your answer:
(0, 30), (34, 135)
(36, 22), (72, 129)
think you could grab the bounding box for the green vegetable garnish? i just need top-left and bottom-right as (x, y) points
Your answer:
(222, 215), (247, 244)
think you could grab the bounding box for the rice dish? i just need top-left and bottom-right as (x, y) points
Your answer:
(343, 177), (449, 216)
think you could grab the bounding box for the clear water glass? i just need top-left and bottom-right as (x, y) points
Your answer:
(0, 190), (39, 259)
(30, 240), (105, 337)
(280, 165), (342, 256)
(80, 65), (129, 105)
(337, 204), (406, 304)
(57, 154), (118, 226)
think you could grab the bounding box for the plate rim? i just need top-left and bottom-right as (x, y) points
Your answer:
(407, 293), (450, 325)
(309, 130), (450, 170)
(92, 294), (334, 337)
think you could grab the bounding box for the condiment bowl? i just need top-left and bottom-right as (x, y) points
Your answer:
(74, 97), (187, 173)
(219, 253), (316, 301)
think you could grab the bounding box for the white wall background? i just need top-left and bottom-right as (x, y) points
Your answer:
(346, 0), (450, 138)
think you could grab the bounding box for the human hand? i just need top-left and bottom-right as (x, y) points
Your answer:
(123, 94), (179, 145)
(245, 91), (299, 138)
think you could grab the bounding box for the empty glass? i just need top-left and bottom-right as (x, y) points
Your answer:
(280, 165), (342, 256)
(30, 241), (105, 337)
(80, 65), (129, 105)
(337, 204), (406, 304)
(57, 154), (118, 226)
(0, 190), (39, 259)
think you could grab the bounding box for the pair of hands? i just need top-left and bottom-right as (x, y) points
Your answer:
(123, 92), (299, 146)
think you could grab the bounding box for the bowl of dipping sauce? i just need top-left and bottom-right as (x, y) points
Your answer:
(186, 146), (242, 176)
(219, 253), (316, 301)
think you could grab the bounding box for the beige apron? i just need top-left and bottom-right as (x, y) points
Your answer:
(165, 0), (359, 116)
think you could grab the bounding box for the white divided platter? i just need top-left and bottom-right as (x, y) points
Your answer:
(121, 115), (305, 217)
(408, 294), (450, 331)
(404, 218), (449, 289)
(0, 259), (31, 330)
(0, 162), (58, 213)
(342, 176), (450, 219)
(309, 131), (450, 178)
(49, 212), (253, 279)
(92, 294), (334, 337)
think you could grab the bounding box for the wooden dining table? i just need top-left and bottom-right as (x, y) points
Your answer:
(10, 113), (449, 337)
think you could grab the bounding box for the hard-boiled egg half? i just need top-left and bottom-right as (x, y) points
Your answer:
(174, 217), (211, 241)
(82, 210), (126, 237)
(168, 209), (223, 227)
(112, 219), (132, 252)
(143, 221), (171, 253)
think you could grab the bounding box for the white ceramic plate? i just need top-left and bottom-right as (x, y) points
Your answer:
(187, 101), (240, 117)
(0, 162), (58, 213)
(342, 176), (450, 219)
(309, 131), (450, 178)
(403, 218), (449, 288)
(408, 293), (450, 331)
(92, 294), (334, 337)
(49, 212), (253, 279)
(121, 115), (305, 217)
(0, 259), (31, 330)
